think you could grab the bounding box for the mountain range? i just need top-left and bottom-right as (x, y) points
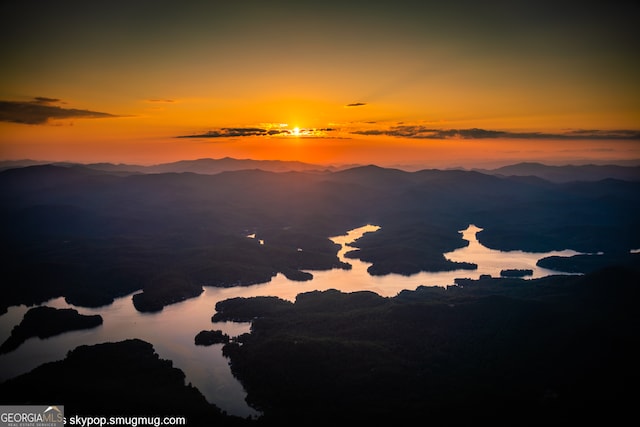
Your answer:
(1, 158), (639, 182)
(476, 161), (640, 182)
(0, 157), (342, 175)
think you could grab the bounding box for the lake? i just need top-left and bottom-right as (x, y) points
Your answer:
(0, 224), (581, 417)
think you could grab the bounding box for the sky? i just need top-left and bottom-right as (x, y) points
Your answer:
(1, 0), (639, 168)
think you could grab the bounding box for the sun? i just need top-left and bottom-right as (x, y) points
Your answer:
(292, 127), (301, 137)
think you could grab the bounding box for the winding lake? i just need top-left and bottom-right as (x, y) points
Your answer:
(0, 224), (581, 417)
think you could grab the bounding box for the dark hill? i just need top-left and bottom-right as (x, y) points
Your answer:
(0, 339), (248, 425)
(0, 157), (340, 175)
(330, 164), (415, 187)
(144, 157), (333, 174)
(479, 162), (640, 182)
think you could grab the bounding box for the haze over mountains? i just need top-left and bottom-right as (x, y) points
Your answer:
(0, 157), (342, 175)
(1, 157), (639, 182)
(476, 162), (640, 182)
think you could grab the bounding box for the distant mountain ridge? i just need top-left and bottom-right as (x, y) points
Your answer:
(477, 162), (640, 182)
(143, 157), (340, 174)
(2, 158), (639, 181)
(0, 157), (343, 175)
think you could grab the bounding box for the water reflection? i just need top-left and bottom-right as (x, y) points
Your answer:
(0, 224), (580, 416)
(447, 225), (582, 279)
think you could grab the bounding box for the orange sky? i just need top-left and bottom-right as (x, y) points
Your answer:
(1, 1), (639, 168)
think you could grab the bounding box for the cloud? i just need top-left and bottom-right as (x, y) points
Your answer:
(351, 126), (640, 140)
(178, 127), (286, 138)
(351, 127), (506, 139)
(561, 129), (640, 139)
(146, 99), (176, 103)
(32, 97), (62, 104)
(345, 102), (367, 107)
(178, 128), (284, 139)
(0, 98), (119, 125)
(177, 126), (339, 139)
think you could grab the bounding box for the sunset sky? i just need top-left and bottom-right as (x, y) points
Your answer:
(1, 0), (639, 168)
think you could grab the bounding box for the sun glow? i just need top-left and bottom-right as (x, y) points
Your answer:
(292, 127), (301, 137)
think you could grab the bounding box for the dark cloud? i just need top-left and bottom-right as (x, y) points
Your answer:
(352, 126), (524, 139)
(561, 129), (640, 139)
(178, 127), (288, 139)
(351, 129), (385, 136)
(345, 102), (367, 107)
(351, 126), (640, 140)
(146, 99), (175, 103)
(177, 127), (339, 139)
(0, 98), (118, 125)
(32, 97), (62, 104)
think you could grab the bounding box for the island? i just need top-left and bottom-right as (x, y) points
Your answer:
(194, 330), (230, 346)
(345, 222), (478, 275)
(132, 272), (204, 313)
(500, 268), (533, 277)
(0, 306), (103, 354)
(537, 252), (640, 274)
(212, 296), (293, 323)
